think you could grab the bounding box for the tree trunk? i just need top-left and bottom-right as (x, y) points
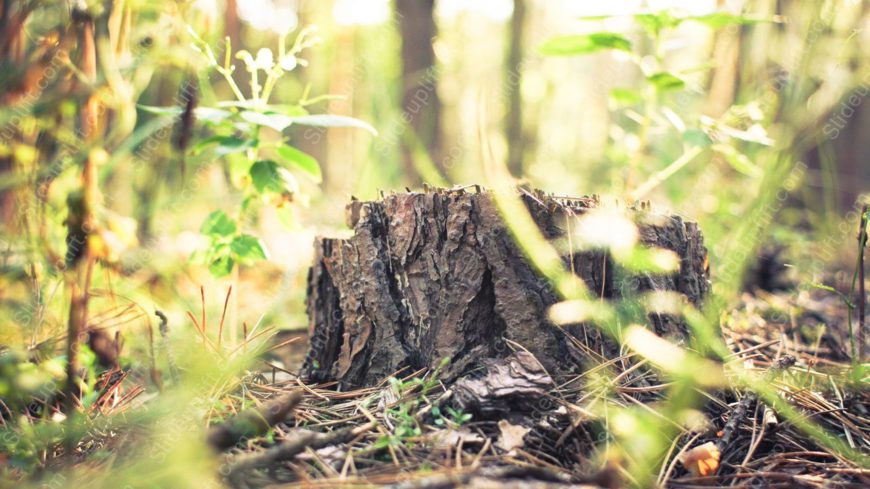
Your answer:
(0, 0), (27, 229)
(302, 189), (710, 388)
(505, 0), (526, 177)
(395, 0), (443, 183)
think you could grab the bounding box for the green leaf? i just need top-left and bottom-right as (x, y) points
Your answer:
(538, 32), (632, 56)
(809, 283), (855, 308)
(216, 100), (266, 109)
(276, 144), (321, 183)
(188, 248), (208, 265)
(276, 204), (298, 230)
(272, 104), (309, 117)
(231, 234), (269, 264)
(217, 101), (307, 114)
(688, 13), (770, 29)
(683, 129), (713, 148)
(231, 121), (256, 133)
(228, 153), (254, 188)
(193, 107), (234, 123)
(712, 144), (763, 178)
(574, 14), (613, 21)
(647, 72), (685, 92)
(609, 88), (642, 106)
(631, 11), (769, 34)
(209, 254), (235, 277)
(191, 135), (220, 154)
(240, 111), (294, 132)
(192, 135), (257, 156)
(288, 115), (378, 136)
(250, 160), (298, 196)
(574, 12), (679, 33)
(634, 12), (681, 35)
(137, 105), (232, 123)
(714, 123), (774, 146)
(200, 210), (237, 237)
(137, 105), (182, 116)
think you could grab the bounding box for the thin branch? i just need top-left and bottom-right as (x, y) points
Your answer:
(858, 204), (867, 362)
(717, 355), (795, 453)
(207, 391), (303, 451)
(218, 285), (232, 347)
(225, 420), (377, 480)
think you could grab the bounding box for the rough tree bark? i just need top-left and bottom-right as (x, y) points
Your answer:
(302, 189), (709, 388)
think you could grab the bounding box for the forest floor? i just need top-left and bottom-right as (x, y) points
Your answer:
(6, 271), (868, 488)
(215, 284), (869, 489)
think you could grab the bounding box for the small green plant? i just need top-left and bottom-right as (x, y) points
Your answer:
(849, 205), (868, 367)
(384, 378), (424, 445)
(0, 344), (111, 471)
(377, 358), (451, 449)
(811, 205), (869, 369)
(141, 27), (376, 278)
(432, 405), (472, 427)
(539, 10), (772, 199)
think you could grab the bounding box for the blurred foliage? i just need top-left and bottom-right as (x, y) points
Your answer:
(0, 0), (868, 487)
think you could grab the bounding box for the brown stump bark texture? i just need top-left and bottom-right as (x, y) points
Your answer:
(302, 189), (709, 388)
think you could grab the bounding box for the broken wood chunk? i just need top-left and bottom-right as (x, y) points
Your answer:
(453, 351), (553, 417)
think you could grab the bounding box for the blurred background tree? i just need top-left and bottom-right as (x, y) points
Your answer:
(0, 0), (868, 361)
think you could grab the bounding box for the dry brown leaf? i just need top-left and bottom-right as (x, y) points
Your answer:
(496, 420), (531, 453)
(429, 428), (485, 449)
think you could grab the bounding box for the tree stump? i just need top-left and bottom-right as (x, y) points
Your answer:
(301, 188), (709, 388)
